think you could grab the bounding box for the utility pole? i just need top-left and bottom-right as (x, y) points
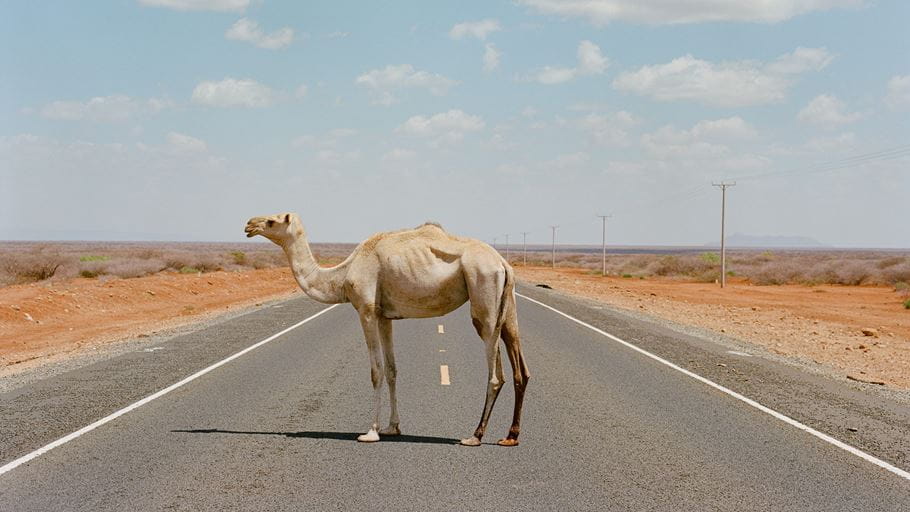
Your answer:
(596, 214), (612, 277)
(549, 225), (559, 268)
(493, 237), (498, 252)
(504, 234), (510, 263)
(712, 182), (736, 288)
(521, 232), (530, 266)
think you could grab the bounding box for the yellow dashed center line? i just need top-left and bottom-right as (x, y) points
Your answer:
(437, 324), (445, 334)
(440, 365), (450, 386)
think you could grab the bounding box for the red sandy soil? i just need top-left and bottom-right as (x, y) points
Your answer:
(2, 265), (909, 390)
(0, 269), (299, 369)
(516, 266), (910, 389)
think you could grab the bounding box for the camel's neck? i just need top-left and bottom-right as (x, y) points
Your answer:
(281, 234), (348, 304)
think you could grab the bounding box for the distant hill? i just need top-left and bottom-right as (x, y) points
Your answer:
(712, 233), (828, 248)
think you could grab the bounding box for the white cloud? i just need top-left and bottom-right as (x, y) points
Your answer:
(885, 75), (910, 109)
(804, 132), (857, 152)
(397, 109), (485, 146)
(449, 19), (501, 40)
(39, 95), (174, 122)
(649, 117), (756, 143)
(315, 149), (360, 166)
(797, 94), (862, 128)
(483, 44), (501, 71)
(225, 18), (294, 49)
(355, 64), (457, 106)
(532, 40), (607, 84)
(549, 151), (591, 169)
(535, 67), (578, 84)
(577, 40), (608, 74)
(292, 128), (357, 148)
(764, 46), (833, 74)
(613, 47), (832, 106)
(517, 0), (863, 26)
(191, 78), (274, 108)
(382, 148), (418, 161)
(689, 117), (758, 139)
(632, 117), (772, 179)
(166, 132), (207, 152)
(138, 0), (248, 12)
(576, 110), (641, 146)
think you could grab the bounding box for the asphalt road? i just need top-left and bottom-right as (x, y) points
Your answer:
(1, 284), (909, 510)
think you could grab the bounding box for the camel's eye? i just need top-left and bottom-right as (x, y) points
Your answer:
(267, 220), (274, 227)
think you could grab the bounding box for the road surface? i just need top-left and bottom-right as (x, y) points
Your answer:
(1, 284), (909, 510)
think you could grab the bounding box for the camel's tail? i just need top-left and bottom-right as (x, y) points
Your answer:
(495, 263), (515, 338)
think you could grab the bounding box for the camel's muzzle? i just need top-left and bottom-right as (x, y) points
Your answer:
(244, 222), (261, 238)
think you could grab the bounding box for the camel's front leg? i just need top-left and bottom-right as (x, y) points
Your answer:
(357, 305), (384, 443)
(378, 317), (400, 435)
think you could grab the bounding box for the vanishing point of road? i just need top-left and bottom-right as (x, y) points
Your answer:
(1, 284), (909, 510)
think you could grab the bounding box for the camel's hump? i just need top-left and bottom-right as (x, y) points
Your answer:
(417, 221), (443, 230)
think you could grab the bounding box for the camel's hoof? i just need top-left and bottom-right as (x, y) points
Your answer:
(380, 425), (401, 436)
(497, 438), (519, 447)
(357, 429), (380, 443)
(459, 436), (481, 447)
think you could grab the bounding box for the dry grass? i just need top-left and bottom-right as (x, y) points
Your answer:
(0, 242), (355, 286)
(509, 248), (910, 286)
(2, 242), (908, 288)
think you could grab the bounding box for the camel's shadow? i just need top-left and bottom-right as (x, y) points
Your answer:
(171, 428), (459, 445)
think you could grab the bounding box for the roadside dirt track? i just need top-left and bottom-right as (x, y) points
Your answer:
(0, 269), (298, 370)
(516, 266), (910, 388)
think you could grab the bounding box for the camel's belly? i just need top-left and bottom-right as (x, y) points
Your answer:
(378, 257), (468, 319)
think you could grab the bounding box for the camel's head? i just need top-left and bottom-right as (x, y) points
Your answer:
(244, 212), (302, 244)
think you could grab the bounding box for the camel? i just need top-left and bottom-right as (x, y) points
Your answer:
(244, 213), (530, 446)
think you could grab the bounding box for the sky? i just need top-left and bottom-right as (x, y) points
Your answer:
(1, 0), (908, 248)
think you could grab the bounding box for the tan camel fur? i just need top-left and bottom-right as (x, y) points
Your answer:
(245, 213), (530, 446)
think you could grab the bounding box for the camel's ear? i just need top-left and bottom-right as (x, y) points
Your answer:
(284, 213), (291, 224)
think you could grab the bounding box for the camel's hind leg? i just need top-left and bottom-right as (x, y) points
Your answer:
(459, 266), (506, 447)
(498, 301), (530, 447)
(460, 334), (504, 446)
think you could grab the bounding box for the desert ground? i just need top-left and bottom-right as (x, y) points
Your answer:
(1, 242), (908, 388)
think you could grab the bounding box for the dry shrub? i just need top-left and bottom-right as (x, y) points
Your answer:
(752, 261), (806, 285)
(835, 262), (874, 286)
(877, 256), (906, 269)
(247, 251), (286, 269)
(646, 254), (716, 278)
(882, 262), (910, 284)
(164, 252), (225, 273)
(106, 259), (167, 278)
(78, 260), (110, 278)
(0, 250), (70, 284)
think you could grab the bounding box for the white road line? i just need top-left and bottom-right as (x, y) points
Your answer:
(0, 304), (340, 477)
(437, 324), (445, 334)
(440, 365), (451, 386)
(516, 292), (910, 482)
